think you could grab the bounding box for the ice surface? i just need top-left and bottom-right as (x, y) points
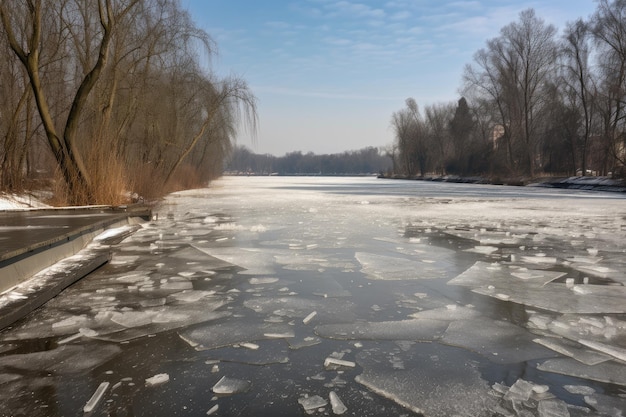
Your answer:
(298, 395), (327, 411)
(0, 344), (121, 374)
(355, 250), (453, 280)
(441, 318), (556, 363)
(83, 381), (109, 413)
(194, 246), (276, 275)
(329, 391), (347, 415)
(179, 321), (295, 350)
(355, 347), (497, 416)
(449, 261), (626, 314)
(503, 378), (534, 401)
(408, 305), (481, 321)
(584, 393), (626, 416)
(212, 376), (251, 395)
(537, 357), (626, 386)
(533, 337), (612, 366)
(315, 318), (449, 342)
(577, 339), (626, 363)
(537, 399), (570, 417)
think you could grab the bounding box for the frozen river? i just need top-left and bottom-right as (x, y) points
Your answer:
(1, 176), (626, 416)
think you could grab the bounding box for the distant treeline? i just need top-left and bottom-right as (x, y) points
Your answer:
(226, 146), (392, 175)
(390, 2), (626, 180)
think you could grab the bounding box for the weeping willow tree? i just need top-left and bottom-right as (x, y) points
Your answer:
(0, 0), (256, 204)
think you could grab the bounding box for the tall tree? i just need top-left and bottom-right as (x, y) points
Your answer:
(463, 9), (558, 176)
(0, 0), (140, 203)
(591, 0), (626, 175)
(561, 19), (595, 175)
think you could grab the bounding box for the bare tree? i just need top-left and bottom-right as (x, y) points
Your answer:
(591, 0), (626, 175)
(0, 0), (140, 203)
(463, 9), (558, 176)
(561, 19), (595, 175)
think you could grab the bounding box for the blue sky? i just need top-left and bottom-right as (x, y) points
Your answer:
(183, 0), (598, 156)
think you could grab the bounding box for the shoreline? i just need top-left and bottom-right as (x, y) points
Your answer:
(377, 174), (626, 193)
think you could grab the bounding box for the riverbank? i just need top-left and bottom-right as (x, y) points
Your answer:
(378, 174), (626, 193)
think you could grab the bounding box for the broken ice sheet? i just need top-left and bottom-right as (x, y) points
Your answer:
(145, 373), (169, 386)
(298, 395), (327, 411)
(212, 376), (251, 395)
(441, 318), (556, 364)
(533, 337), (612, 366)
(194, 246), (276, 275)
(449, 261), (626, 314)
(356, 250), (455, 281)
(315, 318), (449, 342)
(179, 321), (294, 350)
(537, 357), (626, 387)
(584, 392), (626, 416)
(444, 229), (521, 246)
(0, 344), (121, 374)
(408, 305), (481, 321)
(354, 346), (497, 417)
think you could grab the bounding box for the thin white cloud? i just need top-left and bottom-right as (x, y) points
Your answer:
(325, 1), (386, 19)
(391, 11), (411, 20)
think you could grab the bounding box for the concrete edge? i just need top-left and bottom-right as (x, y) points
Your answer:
(0, 251), (111, 331)
(0, 218), (131, 293)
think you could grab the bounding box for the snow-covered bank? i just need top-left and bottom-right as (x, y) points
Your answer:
(380, 174), (626, 193)
(0, 193), (50, 210)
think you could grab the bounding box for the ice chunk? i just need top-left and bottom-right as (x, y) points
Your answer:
(212, 376), (251, 395)
(168, 290), (215, 303)
(355, 249), (453, 280)
(503, 378), (534, 402)
(442, 318), (556, 364)
(206, 404), (219, 415)
(195, 246), (276, 275)
(538, 358), (626, 386)
(303, 311), (317, 325)
(329, 391), (347, 415)
(0, 344), (121, 374)
(578, 339), (626, 363)
(450, 262), (626, 314)
(110, 311), (155, 328)
(249, 277), (279, 285)
(537, 399), (570, 417)
(298, 395), (327, 411)
(409, 305), (480, 321)
(83, 381), (109, 413)
(521, 255), (557, 265)
(145, 373), (169, 386)
(354, 346), (497, 416)
(584, 393), (626, 416)
(465, 245), (498, 255)
(324, 357), (356, 370)
(179, 321), (294, 350)
(563, 385), (595, 395)
(533, 338), (611, 366)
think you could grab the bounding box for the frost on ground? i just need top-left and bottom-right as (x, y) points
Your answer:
(0, 177), (625, 416)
